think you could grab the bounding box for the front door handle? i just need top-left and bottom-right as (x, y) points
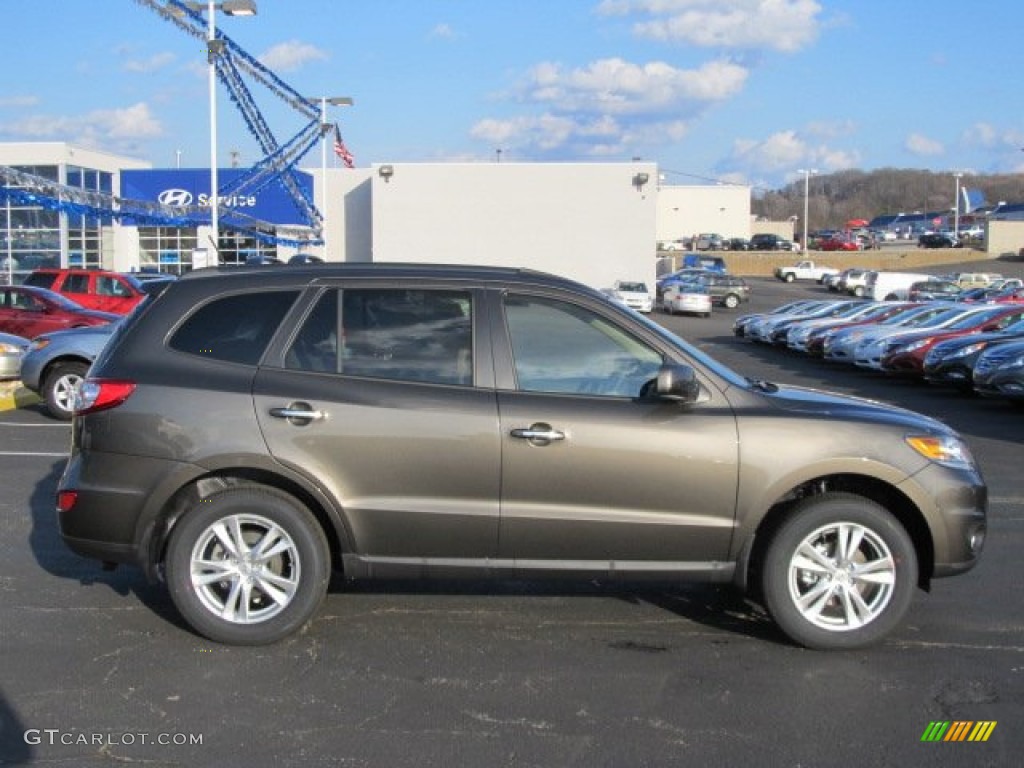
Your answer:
(510, 423), (565, 446)
(269, 402), (325, 425)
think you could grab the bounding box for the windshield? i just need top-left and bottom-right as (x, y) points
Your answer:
(947, 307), (1012, 330)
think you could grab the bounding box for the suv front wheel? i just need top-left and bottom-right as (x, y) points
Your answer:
(165, 485), (330, 645)
(761, 493), (917, 650)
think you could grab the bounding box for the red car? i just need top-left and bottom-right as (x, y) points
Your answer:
(23, 268), (148, 315)
(880, 305), (1024, 377)
(0, 285), (118, 339)
(818, 237), (862, 252)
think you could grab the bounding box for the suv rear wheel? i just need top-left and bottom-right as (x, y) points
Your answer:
(165, 485), (330, 645)
(761, 493), (917, 650)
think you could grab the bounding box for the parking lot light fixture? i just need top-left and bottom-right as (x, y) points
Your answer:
(953, 172), (963, 237)
(305, 96), (354, 259)
(797, 168), (817, 253)
(171, 1), (258, 257)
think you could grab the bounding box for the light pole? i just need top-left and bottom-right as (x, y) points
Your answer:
(176, 1), (257, 257)
(797, 168), (817, 254)
(953, 172), (963, 237)
(306, 96), (354, 258)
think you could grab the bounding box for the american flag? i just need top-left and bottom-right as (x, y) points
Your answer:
(333, 124), (354, 168)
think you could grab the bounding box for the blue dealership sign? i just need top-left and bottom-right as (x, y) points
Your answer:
(120, 168), (314, 226)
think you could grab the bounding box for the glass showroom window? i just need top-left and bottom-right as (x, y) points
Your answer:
(138, 227), (199, 275)
(65, 166), (112, 269)
(4, 165), (61, 274)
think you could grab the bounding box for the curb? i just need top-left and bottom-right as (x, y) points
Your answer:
(0, 380), (40, 411)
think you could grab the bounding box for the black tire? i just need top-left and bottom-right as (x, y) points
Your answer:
(722, 293), (740, 309)
(165, 485), (330, 645)
(43, 361), (89, 421)
(761, 493), (917, 650)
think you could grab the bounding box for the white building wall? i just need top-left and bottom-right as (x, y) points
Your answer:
(369, 162), (658, 291)
(298, 167), (373, 263)
(656, 184), (751, 243)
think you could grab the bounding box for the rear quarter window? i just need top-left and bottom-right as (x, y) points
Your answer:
(24, 273), (56, 289)
(169, 290), (300, 365)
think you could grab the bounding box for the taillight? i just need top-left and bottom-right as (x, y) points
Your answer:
(57, 491), (78, 513)
(74, 379), (136, 416)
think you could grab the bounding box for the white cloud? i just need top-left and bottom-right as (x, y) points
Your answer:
(258, 40), (328, 72)
(0, 96), (39, 108)
(726, 129), (859, 175)
(905, 133), (944, 156)
(430, 23), (457, 40)
(523, 57), (748, 115)
(122, 52), (177, 74)
(1, 102), (163, 146)
(597, 0), (823, 53)
(473, 55), (747, 158)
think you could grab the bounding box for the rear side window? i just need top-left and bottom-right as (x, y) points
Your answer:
(285, 288), (474, 385)
(24, 273), (56, 289)
(170, 290), (299, 365)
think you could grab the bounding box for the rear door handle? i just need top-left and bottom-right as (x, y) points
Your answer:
(269, 402), (325, 424)
(510, 423), (565, 445)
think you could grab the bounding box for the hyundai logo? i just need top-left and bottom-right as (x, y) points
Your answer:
(158, 188), (194, 207)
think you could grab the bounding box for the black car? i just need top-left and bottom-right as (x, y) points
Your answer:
(56, 264), (986, 649)
(973, 339), (1024, 403)
(749, 233), (794, 251)
(923, 318), (1024, 391)
(918, 233), (960, 249)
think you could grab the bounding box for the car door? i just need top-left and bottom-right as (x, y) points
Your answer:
(92, 274), (139, 314)
(492, 290), (739, 570)
(253, 284), (502, 561)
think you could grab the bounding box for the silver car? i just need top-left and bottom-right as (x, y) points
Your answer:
(20, 322), (118, 419)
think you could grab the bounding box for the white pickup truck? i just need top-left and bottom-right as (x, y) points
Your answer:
(774, 260), (841, 283)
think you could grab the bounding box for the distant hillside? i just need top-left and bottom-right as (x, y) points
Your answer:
(752, 169), (1024, 230)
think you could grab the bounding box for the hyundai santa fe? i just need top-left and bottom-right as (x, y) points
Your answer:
(57, 264), (987, 649)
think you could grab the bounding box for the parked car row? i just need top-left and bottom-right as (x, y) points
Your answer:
(735, 297), (1024, 405)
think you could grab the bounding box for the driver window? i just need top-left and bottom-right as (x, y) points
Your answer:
(504, 294), (663, 397)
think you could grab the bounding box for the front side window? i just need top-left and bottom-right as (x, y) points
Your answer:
(63, 274), (89, 294)
(504, 295), (663, 397)
(285, 288), (473, 386)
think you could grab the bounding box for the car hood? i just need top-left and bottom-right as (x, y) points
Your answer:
(37, 321), (120, 343)
(935, 329), (1024, 351)
(755, 382), (951, 434)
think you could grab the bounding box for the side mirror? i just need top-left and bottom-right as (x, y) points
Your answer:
(653, 363), (701, 403)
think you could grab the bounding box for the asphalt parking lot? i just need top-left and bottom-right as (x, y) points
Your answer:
(1, 269), (1021, 767)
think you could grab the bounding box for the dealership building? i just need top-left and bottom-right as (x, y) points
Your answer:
(2, 141), (756, 290)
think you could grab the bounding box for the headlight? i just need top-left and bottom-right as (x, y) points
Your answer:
(905, 434), (976, 470)
(0, 342), (23, 355)
(903, 339), (931, 353)
(946, 341), (986, 359)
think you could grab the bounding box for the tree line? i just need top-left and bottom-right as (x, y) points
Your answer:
(752, 169), (1024, 231)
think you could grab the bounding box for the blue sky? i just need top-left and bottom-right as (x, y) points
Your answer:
(3, 1), (1022, 190)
